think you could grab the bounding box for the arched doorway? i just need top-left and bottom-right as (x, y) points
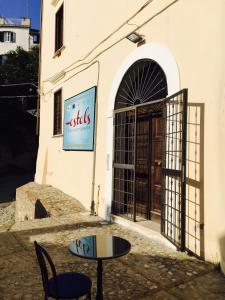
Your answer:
(104, 43), (180, 221)
(112, 59), (168, 223)
(106, 44), (189, 253)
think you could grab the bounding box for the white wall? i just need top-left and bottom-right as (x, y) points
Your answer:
(0, 26), (30, 54)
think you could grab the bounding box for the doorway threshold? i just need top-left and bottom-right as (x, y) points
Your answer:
(110, 214), (176, 250)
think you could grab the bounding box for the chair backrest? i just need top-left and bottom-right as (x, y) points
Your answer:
(34, 241), (58, 297)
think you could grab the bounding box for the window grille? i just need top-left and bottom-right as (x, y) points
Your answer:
(53, 89), (62, 135)
(115, 59), (168, 110)
(55, 4), (64, 52)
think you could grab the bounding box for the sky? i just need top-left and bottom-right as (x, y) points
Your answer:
(0, 0), (41, 29)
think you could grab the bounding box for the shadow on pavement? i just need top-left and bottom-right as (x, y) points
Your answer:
(0, 217), (224, 299)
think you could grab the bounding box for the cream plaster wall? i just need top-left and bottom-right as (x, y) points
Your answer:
(36, 0), (225, 272)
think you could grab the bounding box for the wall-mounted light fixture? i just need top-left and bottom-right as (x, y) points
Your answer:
(126, 32), (144, 43)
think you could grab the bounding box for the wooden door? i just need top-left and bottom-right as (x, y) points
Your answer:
(135, 116), (150, 219)
(135, 110), (163, 222)
(150, 113), (163, 222)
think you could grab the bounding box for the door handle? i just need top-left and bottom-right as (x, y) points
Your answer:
(155, 160), (162, 166)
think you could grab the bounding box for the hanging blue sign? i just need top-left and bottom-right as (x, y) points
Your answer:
(63, 86), (96, 151)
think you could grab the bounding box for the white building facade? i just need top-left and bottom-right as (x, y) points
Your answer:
(36, 0), (225, 273)
(0, 17), (39, 59)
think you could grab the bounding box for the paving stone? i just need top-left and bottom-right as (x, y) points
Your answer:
(147, 290), (179, 300)
(169, 271), (225, 300)
(0, 185), (224, 299)
(0, 232), (24, 256)
(0, 252), (42, 299)
(0, 202), (15, 225)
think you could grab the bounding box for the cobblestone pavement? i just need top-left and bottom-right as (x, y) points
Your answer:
(0, 208), (225, 299)
(0, 202), (15, 225)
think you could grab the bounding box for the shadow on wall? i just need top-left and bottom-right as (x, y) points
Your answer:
(105, 205), (112, 221)
(219, 235), (225, 274)
(186, 103), (204, 258)
(35, 199), (49, 219)
(105, 101), (205, 259)
(42, 148), (48, 185)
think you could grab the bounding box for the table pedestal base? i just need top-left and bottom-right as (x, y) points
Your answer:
(96, 259), (103, 300)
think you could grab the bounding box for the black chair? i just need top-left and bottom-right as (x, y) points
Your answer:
(34, 241), (92, 300)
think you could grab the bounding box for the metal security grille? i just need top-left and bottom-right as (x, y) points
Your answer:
(112, 100), (166, 222)
(112, 58), (168, 221)
(185, 103), (204, 257)
(112, 109), (136, 220)
(112, 89), (193, 254)
(115, 59), (167, 110)
(161, 89), (187, 251)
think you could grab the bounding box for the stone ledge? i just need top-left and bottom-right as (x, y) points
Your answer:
(15, 182), (85, 222)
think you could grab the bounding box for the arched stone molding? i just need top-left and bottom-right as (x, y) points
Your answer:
(104, 43), (180, 219)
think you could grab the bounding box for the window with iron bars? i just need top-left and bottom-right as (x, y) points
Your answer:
(53, 89), (62, 135)
(55, 3), (64, 52)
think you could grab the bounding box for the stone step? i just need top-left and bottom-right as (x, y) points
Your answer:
(15, 182), (85, 222)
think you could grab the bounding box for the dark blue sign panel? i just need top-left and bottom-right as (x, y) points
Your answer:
(63, 86), (96, 150)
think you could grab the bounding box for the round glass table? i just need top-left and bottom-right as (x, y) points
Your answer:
(68, 235), (131, 300)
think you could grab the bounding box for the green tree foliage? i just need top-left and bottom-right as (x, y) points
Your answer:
(0, 46), (39, 84)
(0, 47), (39, 174)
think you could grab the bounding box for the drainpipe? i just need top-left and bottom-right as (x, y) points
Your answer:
(36, 0), (43, 135)
(90, 65), (100, 214)
(95, 185), (100, 216)
(90, 85), (98, 215)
